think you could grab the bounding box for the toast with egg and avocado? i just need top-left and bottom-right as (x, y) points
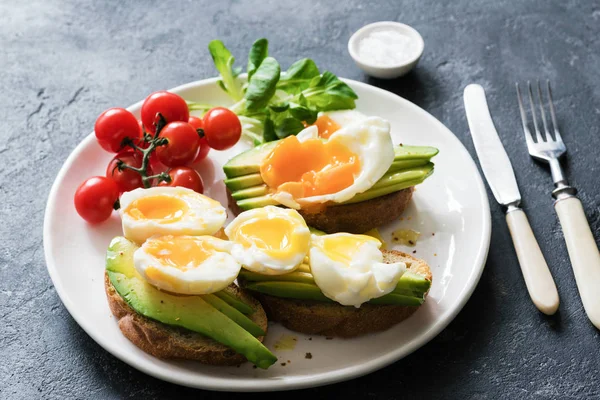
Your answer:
(223, 115), (438, 234)
(104, 236), (277, 369)
(238, 250), (431, 338)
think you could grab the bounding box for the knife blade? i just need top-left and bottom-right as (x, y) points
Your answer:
(463, 83), (559, 315)
(464, 84), (520, 207)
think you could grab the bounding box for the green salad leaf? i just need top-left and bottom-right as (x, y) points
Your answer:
(247, 38), (269, 80)
(207, 38), (358, 145)
(277, 58), (320, 94)
(208, 40), (243, 102)
(302, 71), (358, 111)
(245, 57), (281, 112)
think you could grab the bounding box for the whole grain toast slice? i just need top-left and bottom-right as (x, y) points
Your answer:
(246, 250), (431, 338)
(104, 272), (268, 366)
(227, 187), (414, 234)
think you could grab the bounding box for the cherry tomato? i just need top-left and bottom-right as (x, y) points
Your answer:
(202, 107), (242, 150)
(159, 167), (204, 193)
(106, 150), (146, 193)
(155, 121), (199, 167)
(94, 108), (141, 153)
(188, 116), (210, 163)
(74, 177), (119, 223)
(141, 91), (189, 134)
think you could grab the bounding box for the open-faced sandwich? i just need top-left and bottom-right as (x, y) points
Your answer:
(104, 187), (277, 369)
(224, 110), (438, 233)
(227, 206), (433, 338)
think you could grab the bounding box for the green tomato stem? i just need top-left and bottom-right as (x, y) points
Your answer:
(114, 113), (169, 196)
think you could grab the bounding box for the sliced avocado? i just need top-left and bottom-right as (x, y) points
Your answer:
(240, 263), (430, 304)
(243, 281), (332, 302)
(231, 185), (269, 200)
(236, 195), (280, 211)
(224, 143), (437, 180)
(389, 158), (431, 172)
(369, 163), (434, 191)
(243, 281), (425, 306)
(394, 271), (432, 295)
(106, 237), (276, 369)
(214, 290), (254, 315)
(202, 294), (265, 337)
(231, 165), (433, 210)
(394, 145), (439, 160)
(367, 293), (424, 306)
(223, 141), (279, 178)
(344, 168), (434, 205)
(239, 269), (315, 285)
(224, 173), (264, 191)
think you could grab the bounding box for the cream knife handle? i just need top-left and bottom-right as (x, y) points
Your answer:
(555, 197), (600, 329)
(506, 208), (559, 315)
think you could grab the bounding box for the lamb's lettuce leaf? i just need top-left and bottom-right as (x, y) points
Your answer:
(247, 38), (269, 80)
(208, 40), (243, 102)
(245, 57), (281, 112)
(207, 38), (358, 145)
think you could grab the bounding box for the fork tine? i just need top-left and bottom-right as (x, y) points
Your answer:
(546, 80), (564, 143)
(536, 80), (552, 141)
(527, 81), (542, 142)
(516, 83), (535, 145)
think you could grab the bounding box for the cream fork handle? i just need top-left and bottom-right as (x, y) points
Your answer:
(506, 208), (559, 315)
(555, 197), (600, 329)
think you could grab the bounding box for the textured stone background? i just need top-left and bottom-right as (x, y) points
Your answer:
(2, 0), (600, 398)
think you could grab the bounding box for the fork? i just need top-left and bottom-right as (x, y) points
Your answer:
(516, 81), (600, 328)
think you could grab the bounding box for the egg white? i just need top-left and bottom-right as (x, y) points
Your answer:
(320, 109), (368, 126)
(309, 233), (406, 307)
(225, 206), (311, 275)
(119, 186), (227, 245)
(271, 116), (395, 209)
(134, 235), (240, 295)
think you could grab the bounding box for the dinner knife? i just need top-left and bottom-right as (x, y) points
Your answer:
(463, 84), (559, 315)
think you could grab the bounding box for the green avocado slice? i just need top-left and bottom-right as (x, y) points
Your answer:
(224, 173), (264, 191)
(105, 237), (276, 369)
(239, 268), (315, 285)
(223, 141), (279, 178)
(202, 294), (265, 337)
(242, 281), (425, 306)
(231, 185), (269, 200)
(239, 268), (430, 298)
(236, 195), (280, 211)
(213, 290), (254, 315)
(393, 145), (439, 159)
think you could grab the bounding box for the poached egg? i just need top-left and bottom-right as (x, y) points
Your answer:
(119, 186), (227, 244)
(260, 114), (394, 209)
(225, 206), (311, 275)
(133, 235), (240, 295)
(309, 233), (406, 307)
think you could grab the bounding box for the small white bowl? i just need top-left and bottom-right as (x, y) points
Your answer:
(348, 21), (424, 79)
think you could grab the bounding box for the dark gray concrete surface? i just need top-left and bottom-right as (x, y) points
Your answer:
(2, 0), (600, 398)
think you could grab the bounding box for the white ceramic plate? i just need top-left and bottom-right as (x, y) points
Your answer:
(44, 77), (491, 392)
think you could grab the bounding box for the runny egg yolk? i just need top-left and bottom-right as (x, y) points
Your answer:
(317, 234), (381, 265)
(125, 195), (188, 221)
(144, 236), (215, 271)
(313, 115), (341, 139)
(234, 218), (293, 252)
(260, 135), (361, 199)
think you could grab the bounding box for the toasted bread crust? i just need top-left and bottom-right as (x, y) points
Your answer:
(248, 250), (432, 338)
(227, 187), (414, 234)
(104, 273), (268, 365)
